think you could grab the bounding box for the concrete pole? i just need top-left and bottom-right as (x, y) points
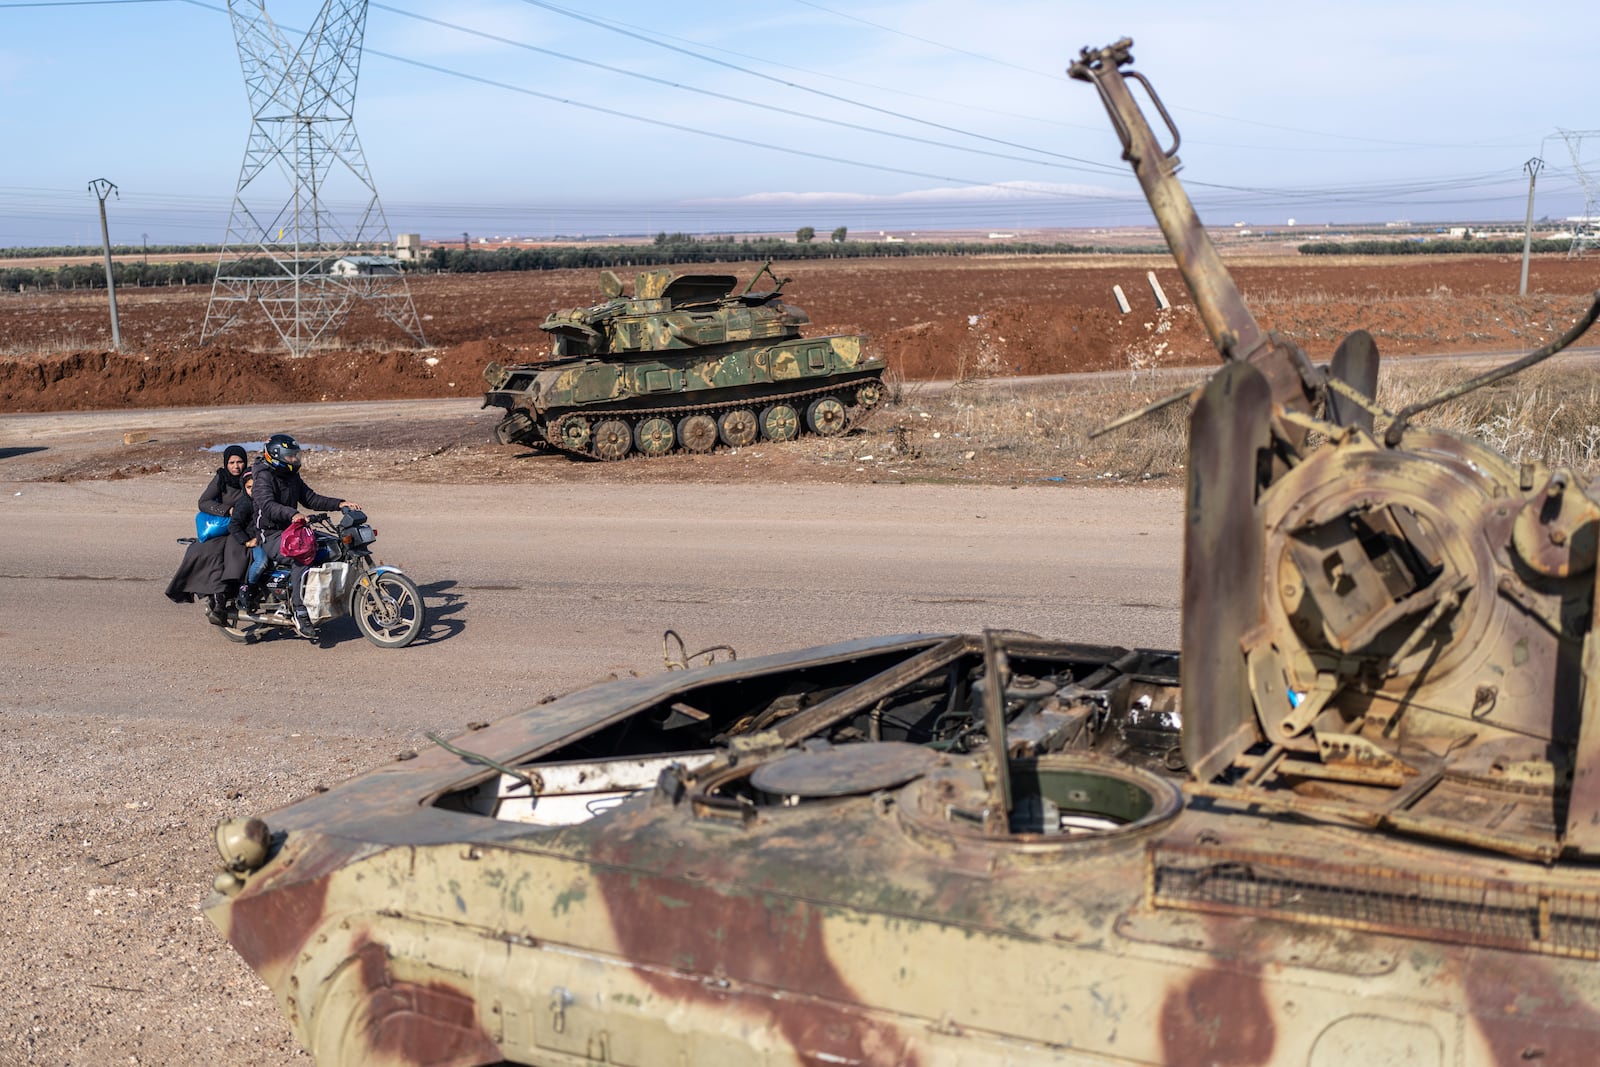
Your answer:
(1520, 157), (1543, 297)
(1148, 271), (1170, 310)
(88, 178), (121, 350)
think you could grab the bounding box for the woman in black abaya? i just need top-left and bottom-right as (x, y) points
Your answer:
(164, 444), (252, 623)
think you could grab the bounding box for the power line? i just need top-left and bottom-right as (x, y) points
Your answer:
(497, 0), (1118, 172)
(371, 3), (1125, 177)
(787, 0), (1067, 84)
(787, 0), (1545, 153)
(0, 0), (1583, 237)
(536, 4), (1105, 136)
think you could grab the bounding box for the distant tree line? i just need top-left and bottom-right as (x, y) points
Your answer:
(0, 242), (361, 259)
(0, 257), (297, 293)
(426, 236), (1102, 274)
(1299, 237), (1574, 256)
(2, 243), (218, 258)
(3, 237), (1164, 291)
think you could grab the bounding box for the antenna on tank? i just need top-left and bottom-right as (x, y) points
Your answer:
(201, 0), (425, 357)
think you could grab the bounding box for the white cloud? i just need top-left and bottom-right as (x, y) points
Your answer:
(690, 180), (1135, 207)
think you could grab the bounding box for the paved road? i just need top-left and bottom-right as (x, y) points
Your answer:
(0, 432), (1183, 1064)
(4, 476), (1183, 731)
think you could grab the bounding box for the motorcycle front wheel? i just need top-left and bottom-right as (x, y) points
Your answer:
(350, 571), (425, 648)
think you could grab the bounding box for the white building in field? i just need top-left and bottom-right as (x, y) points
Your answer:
(331, 255), (401, 277)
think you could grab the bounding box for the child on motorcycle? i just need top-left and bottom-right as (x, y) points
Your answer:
(231, 468), (265, 614)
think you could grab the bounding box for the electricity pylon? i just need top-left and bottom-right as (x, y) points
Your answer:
(1559, 129), (1600, 259)
(201, 0), (425, 356)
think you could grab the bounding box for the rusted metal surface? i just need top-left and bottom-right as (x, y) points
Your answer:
(1181, 360), (1271, 782)
(1327, 329), (1380, 432)
(205, 38), (1600, 1067)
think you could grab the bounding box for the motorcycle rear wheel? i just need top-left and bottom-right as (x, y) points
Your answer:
(351, 571), (425, 648)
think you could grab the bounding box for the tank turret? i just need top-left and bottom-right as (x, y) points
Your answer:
(483, 262), (886, 459)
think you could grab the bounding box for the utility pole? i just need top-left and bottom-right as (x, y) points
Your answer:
(142, 232), (148, 267)
(1520, 157), (1543, 296)
(88, 178), (122, 350)
(462, 231), (469, 253)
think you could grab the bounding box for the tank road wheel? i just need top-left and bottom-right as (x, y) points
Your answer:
(677, 414), (718, 454)
(633, 416), (676, 457)
(718, 408), (759, 448)
(855, 379), (886, 410)
(759, 402), (801, 442)
(493, 410), (536, 445)
(591, 418), (633, 461)
(806, 395), (848, 437)
(556, 415), (591, 453)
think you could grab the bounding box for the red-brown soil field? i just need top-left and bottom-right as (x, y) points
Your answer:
(2, 253), (1597, 413)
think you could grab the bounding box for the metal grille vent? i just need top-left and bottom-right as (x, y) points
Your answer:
(1149, 841), (1600, 960)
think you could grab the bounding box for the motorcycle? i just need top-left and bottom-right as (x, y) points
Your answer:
(181, 508), (425, 648)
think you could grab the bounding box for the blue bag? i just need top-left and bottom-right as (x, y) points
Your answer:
(195, 511), (230, 542)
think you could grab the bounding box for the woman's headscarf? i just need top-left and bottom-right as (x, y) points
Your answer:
(219, 445), (249, 491)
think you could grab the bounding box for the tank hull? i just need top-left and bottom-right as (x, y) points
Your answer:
(484, 336), (885, 456)
(205, 633), (1600, 1067)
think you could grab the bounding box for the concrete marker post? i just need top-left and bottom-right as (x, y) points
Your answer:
(1148, 271), (1170, 310)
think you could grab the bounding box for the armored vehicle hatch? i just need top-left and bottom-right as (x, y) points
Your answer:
(483, 263), (887, 459)
(207, 40), (1600, 1066)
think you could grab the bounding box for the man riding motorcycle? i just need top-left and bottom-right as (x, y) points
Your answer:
(250, 433), (359, 640)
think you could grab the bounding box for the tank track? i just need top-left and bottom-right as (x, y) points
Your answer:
(520, 377), (885, 460)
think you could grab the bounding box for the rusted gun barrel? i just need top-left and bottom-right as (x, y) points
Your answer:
(1069, 39), (1315, 419)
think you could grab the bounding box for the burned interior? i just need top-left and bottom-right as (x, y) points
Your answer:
(434, 633), (1185, 839)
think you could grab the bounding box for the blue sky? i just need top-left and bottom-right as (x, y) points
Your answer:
(0, 0), (1595, 247)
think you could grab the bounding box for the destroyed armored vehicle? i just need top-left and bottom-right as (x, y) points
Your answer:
(482, 263), (886, 459)
(207, 40), (1600, 1065)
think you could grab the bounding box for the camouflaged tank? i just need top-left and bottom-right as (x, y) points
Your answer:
(482, 263), (886, 459)
(206, 40), (1600, 1067)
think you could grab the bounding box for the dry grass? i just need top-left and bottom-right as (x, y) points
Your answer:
(854, 371), (1203, 483)
(855, 359), (1600, 485)
(1379, 362), (1600, 472)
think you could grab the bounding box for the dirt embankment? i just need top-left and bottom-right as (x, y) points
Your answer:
(2, 254), (1596, 414)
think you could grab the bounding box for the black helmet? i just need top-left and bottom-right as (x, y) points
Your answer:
(264, 433), (302, 473)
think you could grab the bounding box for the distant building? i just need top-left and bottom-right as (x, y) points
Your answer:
(393, 234), (423, 262)
(331, 255), (401, 277)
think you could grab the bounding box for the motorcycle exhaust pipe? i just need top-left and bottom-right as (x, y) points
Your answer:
(232, 607), (291, 626)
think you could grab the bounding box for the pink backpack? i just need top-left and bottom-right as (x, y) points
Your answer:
(279, 517), (317, 565)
